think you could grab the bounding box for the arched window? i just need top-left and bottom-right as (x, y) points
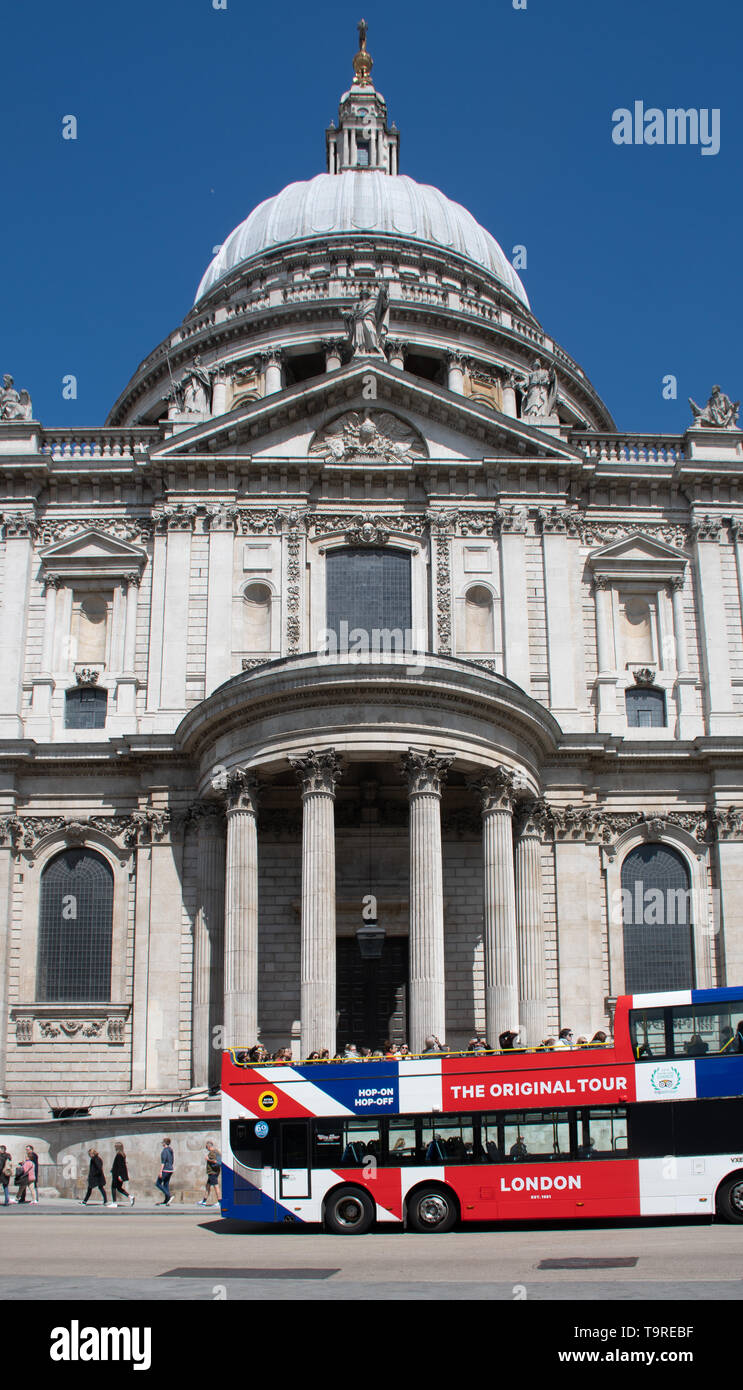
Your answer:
(37, 849), (114, 1001)
(326, 548), (412, 652)
(621, 843), (694, 992)
(243, 582), (272, 651)
(65, 687), (108, 729)
(625, 687), (666, 728)
(463, 585), (495, 652)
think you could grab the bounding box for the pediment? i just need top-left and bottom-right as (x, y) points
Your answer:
(588, 531), (688, 579)
(150, 360), (585, 467)
(39, 528), (146, 578)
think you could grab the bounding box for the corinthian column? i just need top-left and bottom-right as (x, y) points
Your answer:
(471, 768), (519, 1045)
(192, 802), (226, 1088)
(290, 749), (342, 1057)
(400, 749), (455, 1051)
(514, 800), (548, 1045)
(222, 770), (260, 1050)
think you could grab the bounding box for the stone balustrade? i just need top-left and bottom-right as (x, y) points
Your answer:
(573, 432), (686, 464)
(41, 428), (159, 459)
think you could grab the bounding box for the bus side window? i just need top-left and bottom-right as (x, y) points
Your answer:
(629, 1006), (666, 1061)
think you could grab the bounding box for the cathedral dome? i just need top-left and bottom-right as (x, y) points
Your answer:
(194, 171), (529, 309)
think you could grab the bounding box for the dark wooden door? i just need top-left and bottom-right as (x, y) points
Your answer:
(336, 938), (408, 1051)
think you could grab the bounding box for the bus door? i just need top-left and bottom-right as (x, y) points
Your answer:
(280, 1120), (311, 1200)
(229, 1118), (278, 1216)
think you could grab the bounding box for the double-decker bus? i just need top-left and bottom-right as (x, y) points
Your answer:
(219, 987), (743, 1233)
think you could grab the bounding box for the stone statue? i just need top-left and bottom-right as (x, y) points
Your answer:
(688, 384), (740, 430)
(345, 282), (389, 357)
(0, 374), (33, 421)
(515, 358), (556, 420)
(181, 356), (213, 415)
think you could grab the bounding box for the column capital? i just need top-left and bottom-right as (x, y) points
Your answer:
(514, 797), (550, 840)
(670, 574), (685, 592)
(690, 514), (722, 543)
(42, 572), (62, 591)
(220, 768), (260, 815)
(593, 573), (610, 591)
(290, 748), (342, 797)
(400, 748), (455, 797)
(470, 766), (518, 814)
(124, 570), (142, 588)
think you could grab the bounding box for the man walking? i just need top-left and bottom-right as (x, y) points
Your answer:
(0, 1146), (12, 1205)
(155, 1137), (174, 1206)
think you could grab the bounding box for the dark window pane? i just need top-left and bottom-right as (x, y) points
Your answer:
(420, 1118), (474, 1164)
(281, 1122), (309, 1168)
(621, 844), (694, 992)
(626, 687), (666, 727)
(37, 849), (113, 1001)
(673, 1098), (743, 1155)
(326, 548), (412, 652)
(312, 1123), (344, 1168)
(627, 1102), (674, 1158)
(65, 687), (107, 729)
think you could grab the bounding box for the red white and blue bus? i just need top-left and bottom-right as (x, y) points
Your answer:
(220, 987), (743, 1233)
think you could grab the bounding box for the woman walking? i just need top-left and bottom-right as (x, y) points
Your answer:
(14, 1157), (30, 1205)
(80, 1148), (112, 1206)
(110, 1142), (135, 1207)
(25, 1145), (40, 1204)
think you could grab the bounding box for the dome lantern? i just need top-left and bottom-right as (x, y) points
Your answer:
(326, 20), (400, 175)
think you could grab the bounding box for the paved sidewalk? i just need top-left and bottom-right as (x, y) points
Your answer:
(0, 1197), (221, 1213)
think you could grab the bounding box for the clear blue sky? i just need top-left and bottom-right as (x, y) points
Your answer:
(1, 0), (740, 432)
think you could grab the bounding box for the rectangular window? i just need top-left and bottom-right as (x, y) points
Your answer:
(313, 1124), (344, 1168)
(670, 1001), (743, 1058)
(580, 1107), (628, 1158)
(356, 139), (370, 166)
(629, 1005), (668, 1059)
(387, 1118), (420, 1165)
(673, 1097), (743, 1155)
(502, 1111), (571, 1161)
(420, 1118), (474, 1164)
(341, 1119), (381, 1166)
(627, 1102), (674, 1158)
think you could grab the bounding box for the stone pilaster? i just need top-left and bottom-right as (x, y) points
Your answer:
(691, 515), (735, 732)
(471, 767), (519, 1045)
(205, 506), (237, 696)
(0, 512), (35, 735)
(192, 802), (226, 1088)
(222, 770), (260, 1050)
(401, 749), (454, 1050)
(514, 800), (548, 1044)
(290, 749), (342, 1056)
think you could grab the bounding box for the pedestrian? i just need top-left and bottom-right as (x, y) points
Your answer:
(25, 1145), (40, 1204)
(110, 1142), (135, 1207)
(155, 1136), (174, 1205)
(197, 1140), (221, 1207)
(0, 1146), (12, 1205)
(14, 1157), (30, 1204)
(81, 1148), (111, 1206)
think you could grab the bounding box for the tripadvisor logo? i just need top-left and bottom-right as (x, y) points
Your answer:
(50, 1320), (151, 1371)
(650, 1065), (682, 1095)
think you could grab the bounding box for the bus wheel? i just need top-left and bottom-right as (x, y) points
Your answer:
(406, 1185), (457, 1233)
(324, 1186), (375, 1235)
(716, 1176), (743, 1223)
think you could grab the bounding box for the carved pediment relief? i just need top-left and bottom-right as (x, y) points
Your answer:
(309, 410), (428, 465)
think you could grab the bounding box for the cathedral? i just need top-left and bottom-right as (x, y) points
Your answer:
(1, 24), (743, 1161)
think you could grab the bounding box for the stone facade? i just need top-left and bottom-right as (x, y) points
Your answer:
(1, 34), (742, 1152)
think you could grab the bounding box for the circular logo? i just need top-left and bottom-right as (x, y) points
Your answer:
(650, 1064), (681, 1094)
(258, 1090), (278, 1113)
(254, 1120), (269, 1139)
